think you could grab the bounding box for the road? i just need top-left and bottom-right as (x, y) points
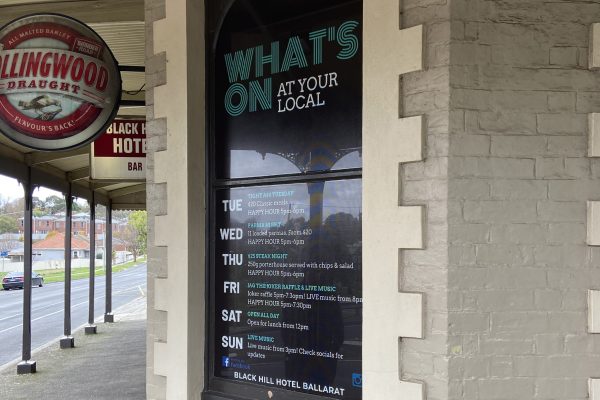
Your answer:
(0, 264), (147, 366)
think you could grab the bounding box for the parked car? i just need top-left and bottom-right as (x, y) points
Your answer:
(2, 272), (44, 290)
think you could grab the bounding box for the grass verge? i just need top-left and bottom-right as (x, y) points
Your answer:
(0, 256), (146, 288)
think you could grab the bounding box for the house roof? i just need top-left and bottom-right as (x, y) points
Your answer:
(19, 216), (58, 221)
(32, 233), (89, 251)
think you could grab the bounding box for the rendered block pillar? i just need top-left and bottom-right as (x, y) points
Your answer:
(363, 1), (426, 398)
(149, 0), (206, 398)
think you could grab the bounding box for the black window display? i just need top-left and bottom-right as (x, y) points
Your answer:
(208, 1), (363, 399)
(213, 0), (362, 179)
(214, 181), (362, 399)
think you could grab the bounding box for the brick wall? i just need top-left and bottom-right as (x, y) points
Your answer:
(448, 1), (600, 398)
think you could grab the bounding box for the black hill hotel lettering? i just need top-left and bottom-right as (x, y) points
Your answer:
(209, 1), (362, 398)
(106, 121), (147, 155)
(94, 120), (146, 156)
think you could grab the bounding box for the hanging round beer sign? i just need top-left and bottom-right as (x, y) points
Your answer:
(0, 14), (121, 151)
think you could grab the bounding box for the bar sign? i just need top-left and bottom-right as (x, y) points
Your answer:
(90, 119), (146, 180)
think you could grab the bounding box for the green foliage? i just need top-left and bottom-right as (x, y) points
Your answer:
(112, 210), (148, 262)
(44, 195), (66, 214)
(0, 197), (21, 234)
(128, 210), (147, 256)
(0, 215), (18, 234)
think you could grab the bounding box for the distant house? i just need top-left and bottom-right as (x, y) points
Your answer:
(10, 232), (91, 261)
(113, 237), (128, 252)
(18, 214), (126, 238)
(17, 215), (56, 236)
(35, 232), (90, 260)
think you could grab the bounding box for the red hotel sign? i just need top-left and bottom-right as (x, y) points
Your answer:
(0, 14), (121, 151)
(90, 119), (146, 181)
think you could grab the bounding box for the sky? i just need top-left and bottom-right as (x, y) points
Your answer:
(0, 174), (61, 201)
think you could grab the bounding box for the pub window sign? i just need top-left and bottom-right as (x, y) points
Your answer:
(209, 1), (363, 399)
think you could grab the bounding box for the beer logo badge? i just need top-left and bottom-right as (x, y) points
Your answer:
(0, 14), (121, 151)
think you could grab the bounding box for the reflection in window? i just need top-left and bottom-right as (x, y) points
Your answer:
(331, 150), (362, 171)
(229, 150), (299, 178)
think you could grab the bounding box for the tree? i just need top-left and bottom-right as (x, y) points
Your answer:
(0, 215), (18, 234)
(128, 211), (147, 258)
(114, 225), (139, 261)
(74, 200), (89, 213)
(1, 198), (23, 216)
(113, 210), (147, 262)
(32, 196), (44, 215)
(44, 195), (66, 214)
(45, 230), (59, 239)
(0, 236), (19, 253)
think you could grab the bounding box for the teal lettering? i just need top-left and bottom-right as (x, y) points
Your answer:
(281, 36), (308, 72)
(224, 48), (254, 83)
(249, 78), (272, 112)
(255, 42), (280, 78)
(224, 83), (247, 116)
(308, 29), (327, 65)
(336, 21), (359, 60)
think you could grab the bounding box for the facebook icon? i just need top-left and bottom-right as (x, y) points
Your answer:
(222, 356), (230, 368)
(352, 373), (362, 388)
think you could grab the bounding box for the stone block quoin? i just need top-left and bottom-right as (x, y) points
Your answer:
(362, 0), (428, 399)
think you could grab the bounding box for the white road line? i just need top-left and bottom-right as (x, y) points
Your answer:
(0, 283), (145, 316)
(0, 298), (72, 319)
(0, 267), (147, 300)
(0, 282), (146, 335)
(0, 299), (89, 335)
(0, 269), (147, 322)
(0, 313), (20, 323)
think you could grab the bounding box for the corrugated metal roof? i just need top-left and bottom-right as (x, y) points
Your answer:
(89, 21), (145, 67)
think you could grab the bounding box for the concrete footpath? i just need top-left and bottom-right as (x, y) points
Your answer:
(0, 296), (146, 400)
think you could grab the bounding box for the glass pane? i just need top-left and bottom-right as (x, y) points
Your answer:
(214, 0), (362, 179)
(214, 179), (362, 398)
